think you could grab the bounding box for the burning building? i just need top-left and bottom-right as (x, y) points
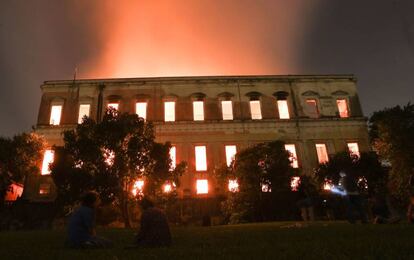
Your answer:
(27, 75), (369, 201)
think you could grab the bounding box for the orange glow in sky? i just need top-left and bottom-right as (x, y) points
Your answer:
(78, 0), (317, 78)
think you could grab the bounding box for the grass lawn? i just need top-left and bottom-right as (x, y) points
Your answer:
(0, 222), (413, 259)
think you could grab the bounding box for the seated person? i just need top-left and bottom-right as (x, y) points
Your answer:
(66, 191), (112, 249)
(134, 198), (171, 247)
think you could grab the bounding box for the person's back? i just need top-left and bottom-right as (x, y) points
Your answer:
(135, 199), (171, 247)
(67, 205), (95, 248)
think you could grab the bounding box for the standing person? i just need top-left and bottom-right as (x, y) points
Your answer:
(134, 197), (172, 247)
(66, 191), (112, 249)
(340, 171), (368, 224)
(296, 177), (315, 221)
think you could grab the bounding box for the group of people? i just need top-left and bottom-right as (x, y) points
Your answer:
(296, 171), (407, 224)
(66, 191), (171, 249)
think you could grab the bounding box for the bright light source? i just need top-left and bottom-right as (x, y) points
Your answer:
(49, 105), (62, 125)
(323, 179), (333, 190)
(163, 183), (174, 193)
(225, 145), (237, 167)
(107, 103), (119, 110)
(249, 100), (262, 120)
(169, 146), (176, 170)
(306, 99), (319, 118)
(195, 146), (207, 171)
(136, 102), (147, 121)
(228, 179), (239, 192)
(193, 101), (204, 121)
(41, 150), (55, 175)
(261, 182), (271, 192)
(39, 184), (51, 195)
(277, 100), (290, 119)
(336, 99), (349, 118)
(196, 179), (208, 194)
(103, 149), (115, 166)
(315, 143), (329, 164)
(284, 144), (299, 168)
(347, 142), (360, 158)
(78, 104), (90, 124)
(164, 101), (175, 122)
(291, 176), (301, 191)
(221, 100), (233, 120)
(132, 180), (144, 196)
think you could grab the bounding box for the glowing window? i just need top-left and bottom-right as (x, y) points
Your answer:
(291, 176), (301, 191)
(49, 105), (62, 125)
(132, 180), (144, 196)
(347, 142), (360, 158)
(225, 145), (237, 167)
(41, 150), (55, 175)
(193, 101), (204, 121)
(195, 146), (207, 171)
(221, 100), (233, 120)
(315, 144), (329, 164)
(196, 179), (208, 194)
(103, 149), (115, 166)
(306, 99), (319, 118)
(169, 146), (176, 170)
(228, 179), (239, 192)
(261, 183), (271, 192)
(284, 144), (299, 168)
(136, 102), (147, 121)
(277, 100), (290, 119)
(107, 103), (119, 110)
(39, 184), (51, 195)
(249, 100), (262, 120)
(163, 183), (173, 193)
(323, 179), (333, 190)
(164, 101), (175, 122)
(336, 99), (349, 118)
(78, 104), (90, 124)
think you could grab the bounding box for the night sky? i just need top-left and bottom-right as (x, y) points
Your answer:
(0, 0), (413, 136)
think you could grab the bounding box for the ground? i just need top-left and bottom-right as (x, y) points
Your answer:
(0, 222), (413, 259)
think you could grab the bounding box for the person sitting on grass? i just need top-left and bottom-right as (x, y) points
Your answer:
(66, 191), (113, 249)
(133, 197), (171, 247)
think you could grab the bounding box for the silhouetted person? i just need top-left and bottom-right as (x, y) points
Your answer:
(296, 178), (315, 221)
(340, 171), (368, 224)
(66, 191), (112, 249)
(134, 198), (171, 247)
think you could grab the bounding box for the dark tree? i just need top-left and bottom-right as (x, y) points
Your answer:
(369, 103), (414, 202)
(0, 133), (45, 206)
(215, 141), (295, 223)
(51, 109), (186, 227)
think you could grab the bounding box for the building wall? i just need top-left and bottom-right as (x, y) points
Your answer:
(33, 75), (369, 200)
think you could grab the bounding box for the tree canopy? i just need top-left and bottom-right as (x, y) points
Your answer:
(369, 103), (414, 202)
(51, 109), (186, 227)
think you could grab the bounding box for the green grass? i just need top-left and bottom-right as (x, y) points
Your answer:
(0, 222), (413, 259)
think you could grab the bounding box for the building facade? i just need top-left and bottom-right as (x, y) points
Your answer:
(28, 75), (369, 201)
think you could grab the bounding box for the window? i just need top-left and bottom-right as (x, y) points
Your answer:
(291, 176), (301, 191)
(225, 145), (237, 167)
(169, 146), (176, 170)
(277, 100), (290, 119)
(136, 102), (147, 121)
(107, 103), (119, 110)
(284, 144), (299, 168)
(196, 179), (208, 194)
(164, 101), (175, 122)
(336, 99), (349, 118)
(193, 101), (204, 121)
(228, 179), (239, 192)
(249, 100), (262, 120)
(221, 100), (233, 120)
(261, 182), (271, 192)
(39, 184), (51, 195)
(347, 142), (360, 157)
(195, 146), (207, 171)
(163, 183), (173, 193)
(78, 104), (90, 124)
(315, 143), (329, 164)
(103, 149), (115, 166)
(132, 180), (144, 196)
(49, 105), (62, 125)
(305, 99), (319, 118)
(41, 150), (55, 175)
